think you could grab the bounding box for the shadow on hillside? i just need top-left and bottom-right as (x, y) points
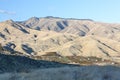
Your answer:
(0, 53), (120, 79)
(21, 44), (34, 54)
(0, 54), (79, 73)
(3, 43), (16, 53)
(0, 54), (120, 80)
(13, 23), (30, 34)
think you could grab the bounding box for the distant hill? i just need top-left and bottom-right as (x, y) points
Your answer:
(0, 17), (120, 64)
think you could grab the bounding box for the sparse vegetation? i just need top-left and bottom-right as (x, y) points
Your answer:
(0, 44), (3, 51)
(0, 66), (120, 80)
(32, 55), (116, 65)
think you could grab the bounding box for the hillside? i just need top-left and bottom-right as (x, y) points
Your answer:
(0, 17), (120, 64)
(21, 16), (120, 40)
(0, 52), (78, 73)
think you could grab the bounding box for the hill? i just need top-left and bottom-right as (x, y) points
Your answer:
(0, 17), (120, 64)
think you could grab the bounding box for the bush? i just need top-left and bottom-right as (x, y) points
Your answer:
(0, 44), (3, 51)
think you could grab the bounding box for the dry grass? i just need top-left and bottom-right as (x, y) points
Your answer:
(0, 66), (120, 80)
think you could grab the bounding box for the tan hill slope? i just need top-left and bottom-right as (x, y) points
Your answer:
(1, 17), (120, 63)
(0, 20), (78, 56)
(45, 35), (120, 59)
(21, 17), (120, 41)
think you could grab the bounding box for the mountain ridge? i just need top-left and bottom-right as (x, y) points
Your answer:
(1, 16), (120, 64)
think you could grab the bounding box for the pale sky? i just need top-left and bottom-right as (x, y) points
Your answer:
(0, 0), (120, 23)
